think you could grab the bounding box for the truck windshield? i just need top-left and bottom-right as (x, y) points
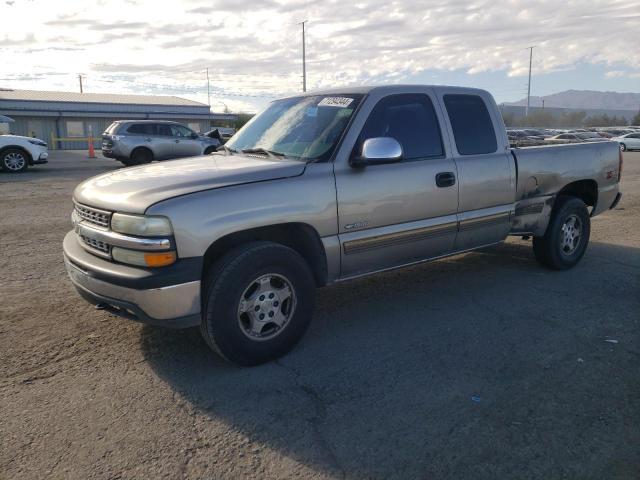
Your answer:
(226, 94), (363, 162)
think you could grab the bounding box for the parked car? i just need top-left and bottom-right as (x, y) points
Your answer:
(102, 120), (221, 166)
(202, 127), (236, 144)
(577, 132), (609, 142)
(611, 132), (640, 151)
(64, 85), (622, 365)
(545, 133), (604, 143)
(545, 133), (581, 143)
(0, 133), (48, 173)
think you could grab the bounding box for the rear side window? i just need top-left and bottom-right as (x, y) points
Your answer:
(104, 122), (119, 134)
(443, 94), (497, 155)
(157, 124), (173, 136)
(358, 94), (443, 160)
(127, 123), (156, 135)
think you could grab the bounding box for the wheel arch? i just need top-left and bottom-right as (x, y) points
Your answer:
(202, 222), (329, 287)
(0, 145), (33, 163)
(557, 179), (598, 210)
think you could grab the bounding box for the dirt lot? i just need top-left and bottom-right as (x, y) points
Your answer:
(1, 150), (639, 479)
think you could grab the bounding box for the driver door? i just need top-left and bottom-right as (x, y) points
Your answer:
(171, 124), (202, 157)
(334, 90), (459, 278)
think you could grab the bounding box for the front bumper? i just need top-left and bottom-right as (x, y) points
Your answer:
(63, 231), (202, 328)
(30, 150), (48, 165)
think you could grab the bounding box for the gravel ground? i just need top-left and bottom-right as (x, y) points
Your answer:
(1, 150), (639, 480)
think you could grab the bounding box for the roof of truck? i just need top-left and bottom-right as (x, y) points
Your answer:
(296, 84), (488, 97)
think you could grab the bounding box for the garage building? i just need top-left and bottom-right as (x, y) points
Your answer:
(0, 88), (236, 149)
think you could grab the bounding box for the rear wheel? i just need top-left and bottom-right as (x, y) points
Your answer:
(1, 148), (29, 173)
(619, 143), (626, 152)
(533, 196), (590, 270)
(123, 148), (153, 166)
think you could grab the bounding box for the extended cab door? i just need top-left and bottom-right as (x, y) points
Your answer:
(334, 88), (459, 278)
(436, 90), (515, 250)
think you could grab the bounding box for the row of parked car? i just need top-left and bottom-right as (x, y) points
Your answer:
(102, 120), (236, 166)
(507, 126), (640, 151)
(0, 118), (236, 172)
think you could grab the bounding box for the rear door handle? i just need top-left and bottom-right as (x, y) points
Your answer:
(174, 139), (180, 143)
(436, 172), (456, 188)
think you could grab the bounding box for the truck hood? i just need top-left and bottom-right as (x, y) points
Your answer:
(74, 154), (307, 213)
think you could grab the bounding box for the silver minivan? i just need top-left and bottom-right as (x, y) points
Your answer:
(102, 120), (220, 166)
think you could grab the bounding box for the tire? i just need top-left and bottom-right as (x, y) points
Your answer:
(200, 241), (316, 366)
(619, 143), (626, 152)
(204, 146), (216, 155)
(126, 148), (153, 166)
(533, 196), (590, 270)
(1, 148), (29, 173)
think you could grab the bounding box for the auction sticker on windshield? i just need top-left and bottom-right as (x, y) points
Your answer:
(318, 97), (354, 108)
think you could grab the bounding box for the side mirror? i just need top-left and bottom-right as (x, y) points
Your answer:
(191, 132), (199, 139)
(351, 137), (403, 168)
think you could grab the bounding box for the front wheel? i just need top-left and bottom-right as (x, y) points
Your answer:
(200, 241), (315, 366)
(1, 148), (29, 173)
(533, 196), (590, 270)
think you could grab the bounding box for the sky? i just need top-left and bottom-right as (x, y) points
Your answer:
(1, 0), (639, 113)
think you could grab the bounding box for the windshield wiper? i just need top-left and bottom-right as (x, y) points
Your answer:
(241, 148), (286, 158)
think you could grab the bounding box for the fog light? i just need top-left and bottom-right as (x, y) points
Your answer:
(112, 247), (176, 267)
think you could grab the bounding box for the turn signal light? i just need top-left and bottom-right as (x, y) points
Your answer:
(144, 251), (177, 267)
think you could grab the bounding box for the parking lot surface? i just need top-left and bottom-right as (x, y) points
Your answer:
(1, 150), (639, 479)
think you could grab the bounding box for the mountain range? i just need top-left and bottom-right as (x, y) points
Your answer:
(505, 90), (640, 111)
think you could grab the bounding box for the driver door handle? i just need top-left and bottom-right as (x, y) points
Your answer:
(436, 172), (456, 188)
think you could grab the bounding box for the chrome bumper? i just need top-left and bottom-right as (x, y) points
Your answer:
(64, 255), (201, 328)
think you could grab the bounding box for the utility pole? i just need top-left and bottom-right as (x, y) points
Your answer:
(525, 46), (535, 117)
(299, 20), (307, 92)
(206, 68), (211, 124)
(78, 74), (84, 93)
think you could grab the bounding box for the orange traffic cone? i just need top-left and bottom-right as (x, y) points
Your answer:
(87, 136), (97, 158)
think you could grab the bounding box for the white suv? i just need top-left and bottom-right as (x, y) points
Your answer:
(0, 134), (49, 173)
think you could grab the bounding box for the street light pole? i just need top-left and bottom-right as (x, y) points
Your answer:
(300, 20), (307, 92)
(206, 68), (211, 124)
(526, 46), (535, 117)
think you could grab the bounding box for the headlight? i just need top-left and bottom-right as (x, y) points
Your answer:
(112, 247), (176, 267)
(28, 139), (47, 147)
(111, 213), (173, 237)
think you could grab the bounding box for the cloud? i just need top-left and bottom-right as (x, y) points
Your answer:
(1, 0), (639, 112)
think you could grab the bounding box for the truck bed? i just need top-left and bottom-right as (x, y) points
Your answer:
(510, 141), (621, 235)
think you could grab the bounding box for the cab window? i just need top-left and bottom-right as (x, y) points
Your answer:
(443, 94), (497, 155)
(357, 93), (444, 161)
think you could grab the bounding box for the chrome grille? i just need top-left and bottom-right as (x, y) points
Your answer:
(75, 203), (111, 228)
(79, 234), (110, 255)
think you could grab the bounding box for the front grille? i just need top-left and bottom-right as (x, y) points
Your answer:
(79, 234), (110, 255)
(75, 203), (111, 228)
